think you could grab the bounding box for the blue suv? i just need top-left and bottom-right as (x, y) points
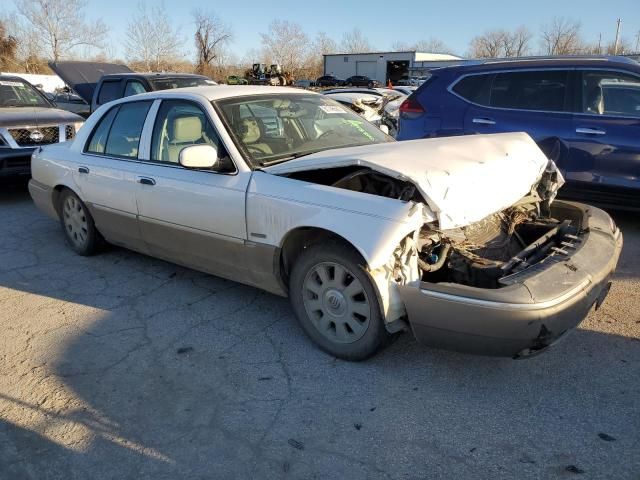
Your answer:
(397, 56), (640, 209)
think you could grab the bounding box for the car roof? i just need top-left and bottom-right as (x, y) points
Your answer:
(129, 85), (315, 102)
(101, 72), (209, 80)
(439, 55), (640, 75)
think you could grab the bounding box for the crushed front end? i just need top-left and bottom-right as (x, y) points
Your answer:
(398, 199), (622, 357)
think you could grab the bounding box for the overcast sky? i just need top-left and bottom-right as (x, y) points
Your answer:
(85, 0), (639, 60)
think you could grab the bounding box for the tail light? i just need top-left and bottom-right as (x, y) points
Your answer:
(399, 96), (425, 119)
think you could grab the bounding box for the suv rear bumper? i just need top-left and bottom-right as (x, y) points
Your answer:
(0, 147), (34, 178)
(398, 202), (623, 357)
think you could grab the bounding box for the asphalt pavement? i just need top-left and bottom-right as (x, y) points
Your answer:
(1, 182), (638, 479)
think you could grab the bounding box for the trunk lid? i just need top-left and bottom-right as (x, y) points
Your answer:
(264, 132), (549, 229)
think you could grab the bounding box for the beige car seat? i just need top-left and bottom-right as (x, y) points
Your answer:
(165, 115), (205, 162)
(240, 118), (273, 155)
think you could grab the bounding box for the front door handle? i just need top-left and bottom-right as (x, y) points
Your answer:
(576, 127), (606, 135)
(137, 177), (156, 186)
(472, 117), (496, 125)
(78, 166), (90, 174)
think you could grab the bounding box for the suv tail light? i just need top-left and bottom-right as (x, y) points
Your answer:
(399, 97), (425, 119)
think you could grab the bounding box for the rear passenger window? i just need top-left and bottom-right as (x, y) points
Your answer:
(490, 71), (569, 112)
(86, 106), (118, 154)
(86, 101), (152, 158)
(452, 74), (493, 105)
(97, 81), (122, 105)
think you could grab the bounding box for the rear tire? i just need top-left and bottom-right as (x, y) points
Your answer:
(58, 189), (100, 256)
(289, 242), (389, 360)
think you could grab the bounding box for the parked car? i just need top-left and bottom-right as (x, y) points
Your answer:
(45, 89), (91, 117)
(393, 86), (417, 96)
(227, 75), (248, 85)
(29, 86), (622, 361)
(0, 75), (84, 179)
(49, 61), (217, 114)
(316, 75), (345, 87)
(397, 56), (640, 209)
(345, 75), (379, 88)
(294, 79), (315, 88)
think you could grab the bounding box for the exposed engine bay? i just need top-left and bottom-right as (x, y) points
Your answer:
(284, 163), (577, 289)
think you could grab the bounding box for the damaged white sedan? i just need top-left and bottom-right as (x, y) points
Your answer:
(29, 86), (623, 360)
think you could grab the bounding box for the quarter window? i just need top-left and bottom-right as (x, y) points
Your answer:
(490, 70), (569, 112)
(581, 70), (640, 117)
(452, 74), (493, 105)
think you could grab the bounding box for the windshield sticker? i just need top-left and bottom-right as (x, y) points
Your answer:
(319, 105), (344, 114)
(0, 81), (24, 87)
(344, 120), (375, 141)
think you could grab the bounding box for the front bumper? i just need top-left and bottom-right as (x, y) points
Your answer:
(0, 147), (34, 178)
(398, 202), (623, 358)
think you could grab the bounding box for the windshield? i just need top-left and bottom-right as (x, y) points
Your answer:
(215, 94), (393, 168)
(0, 79), (51, 108)
(150, 77), (216, 90)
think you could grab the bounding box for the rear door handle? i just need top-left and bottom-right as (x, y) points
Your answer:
(472, 117), (496, 125)
(78, 166), (90, 174)
(137, 177), (156, 186)
(576, 127), (606, 135)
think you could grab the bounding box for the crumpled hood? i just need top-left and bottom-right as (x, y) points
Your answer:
(264, 132), (550, 229)
(0, 107), (83, 128)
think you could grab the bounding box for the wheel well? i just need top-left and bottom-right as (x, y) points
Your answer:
(279, 227), (366, 288)
(52, 185), (74, 215)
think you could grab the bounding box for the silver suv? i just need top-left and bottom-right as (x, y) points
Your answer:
(0, 75), (84, 179)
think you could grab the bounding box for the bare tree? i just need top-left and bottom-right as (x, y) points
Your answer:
(14, 0), (107, 61)
(469, 26), (532, 58)
(469, 30), (506, 58)
(506, 26), (532, 57)
(192, 9), (231, 75)
(341, 28), (373, 53)
(540, 17), (583, 55)
(305, 31), (337, 78)
(0, 20), (18, 71)
(124, 2), (183, 72)
(259, 20), (310, 75)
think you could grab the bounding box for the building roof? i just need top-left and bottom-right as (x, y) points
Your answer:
(323, 51), (461, 61)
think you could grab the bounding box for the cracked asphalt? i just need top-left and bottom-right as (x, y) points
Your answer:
(1, 181), (639, 480)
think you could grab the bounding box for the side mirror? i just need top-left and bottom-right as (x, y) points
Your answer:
(179, 144), (219, 169)
(379, 124), (390, 135)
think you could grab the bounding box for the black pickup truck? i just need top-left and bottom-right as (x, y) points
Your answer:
(0, 75), (84, 179)
(49, 61), (216, 115)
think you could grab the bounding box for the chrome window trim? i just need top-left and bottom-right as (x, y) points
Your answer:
(446, 66), (574, 115)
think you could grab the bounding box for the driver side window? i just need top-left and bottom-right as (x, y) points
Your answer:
(150, 100), (234, 172)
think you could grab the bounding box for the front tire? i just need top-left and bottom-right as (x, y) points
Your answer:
(58, 189), (100, 256)
(289, 242), (389, 360)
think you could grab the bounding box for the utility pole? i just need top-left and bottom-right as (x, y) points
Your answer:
(597, 33), (602, 54)
(614, 18), (621, 54)
(636, 30), (640, 53)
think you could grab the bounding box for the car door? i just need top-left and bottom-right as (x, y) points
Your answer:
(134, 98), (253, 280)
(566, 69), (640, 205)
(74, 100), (153, 252)
(462, 70), (575, 156)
